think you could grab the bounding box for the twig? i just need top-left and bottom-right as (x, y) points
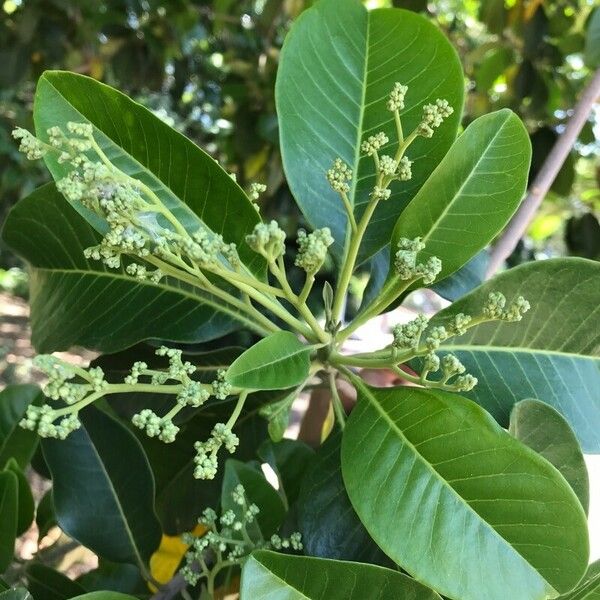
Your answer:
(151, 572), (188, 600)
(486, 68), (600, 278)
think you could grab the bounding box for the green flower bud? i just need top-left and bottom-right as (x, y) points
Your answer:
(245, 220), (286, 261)
(387, 82), (408, 112)
(12, 128), (47, 160)
(326, 158), (352, 194)
(295, 228), (334, 275)
(361, 132), (389, 156)
(392, 314), (429, 350)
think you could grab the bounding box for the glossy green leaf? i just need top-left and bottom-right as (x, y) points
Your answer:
(34, 70), (262, 274)
(41, 406), (161, 566)
(240, 550), (442, 599)
(388, 109), (530, 284)
(26, 563), (86, 600)
(341, 383), (589, 600)
(35, 489), (56, 540)
(0, 470), (18, 573)
(0, 385), (41, 469)
(4, 459), (34, 536)
(510, 399), (589, 513)
(2, 185), (261, 353)
(0, 580), (7, 592)
(221, 460), (285, 539)
(257, 439), (314, 508)
(297, 433), (390, 566)
(430, 258), (600, 452)
(559, 561), (600, 599)
(227, 331), (311, 390)
(277, 0), (463, 263)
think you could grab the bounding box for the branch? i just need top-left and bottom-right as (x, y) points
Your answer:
(486, 68), (600, 279)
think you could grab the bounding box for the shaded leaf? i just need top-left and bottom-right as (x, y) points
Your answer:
(35, 489), (56, 540)
(0, 590), (32, 600)
(297, 433), (390, 566)
(240, 550), (442, 599)
(559, 560), (600, 599)
(41, 407), (161, 566)
(4, 459), (34, 536)
(277, 0), (463, 263)
(342, 383), (589, 600)
(26, 563), (86, 600)
(76, 561), (146, 594)
(0, 471), (18, 573)
(0, 385), (41, 469)
(510, 399), (589, 514)
(432, 251), (489, 303)
(430, 258), (600, 452)
(2, 185), (261, 353)
(585, 8), (600, 68)
(221, 460), (285, 539)
(227, 331), (311, 390)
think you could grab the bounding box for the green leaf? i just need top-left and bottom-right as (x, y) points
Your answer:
(26, 563), (86, 600)
(0, 385), (41, 469)
(0, 471), (18, 572)
(585, 8), (600, 68)
(257, 439), (314, 508)
(432, 251), (488, 302)
(221, 460), (285, 539)
(259, 390), (297, 442)
(429, 258), (600, 452)
(0, 580), (7, 592)
(35, 489), (56, 540)
(34, 70), (262, 275)
(41, 406), (161, 566)
(227, 331), (311, 390)
(0, 590), (32, 600)
(297, 433), (391, 566)
(341, 383), (589, 600)
(2, 185), (260, 353)
(559, 561), (600, 599)
(510, 399), (589, 514)
(276, 0), (463, 263)
(388, 109), (531, 284)
(4, 459), (34, 536)
(240, 550), (442, 599)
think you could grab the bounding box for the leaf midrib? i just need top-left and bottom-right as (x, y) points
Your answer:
(442, 344), (600, 360)
(230, 344), (310, 380)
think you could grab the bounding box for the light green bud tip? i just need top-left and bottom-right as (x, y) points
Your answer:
(245, 220), (286, 261)
(295, 227), (334, 275)
(327, 158), (352, 194)
(392, 314), (429, 350)
(394, 237), (442, 284)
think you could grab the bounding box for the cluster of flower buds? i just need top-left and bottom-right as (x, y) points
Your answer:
(245, 220), (286, 262)
(20, 406), (81, 440)
(12, 128), (48, 160)
(295, 228), (334, 275)
(193, 422), (239, 480)
(417, 99), (454, 138)
(387, 82), (408, 112)
(326, 158), (353, 194)
(483, 291), (531, 322)
(394, 237), (442, 285)
(361, 132), (389, 156)
(180, 484), (302, 586)
(132, 408), (179, 443)
(248, 182), (267, 211)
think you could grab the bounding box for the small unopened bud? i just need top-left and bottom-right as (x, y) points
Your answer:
(295, 228), (334, 275)
(387, 82), (408, 112)
(327, 158), (353, 194)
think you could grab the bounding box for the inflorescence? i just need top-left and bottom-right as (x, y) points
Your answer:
(180, 484), (302, 590)
(22, 346), (248, 480)
(390, 291), (530, 391)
